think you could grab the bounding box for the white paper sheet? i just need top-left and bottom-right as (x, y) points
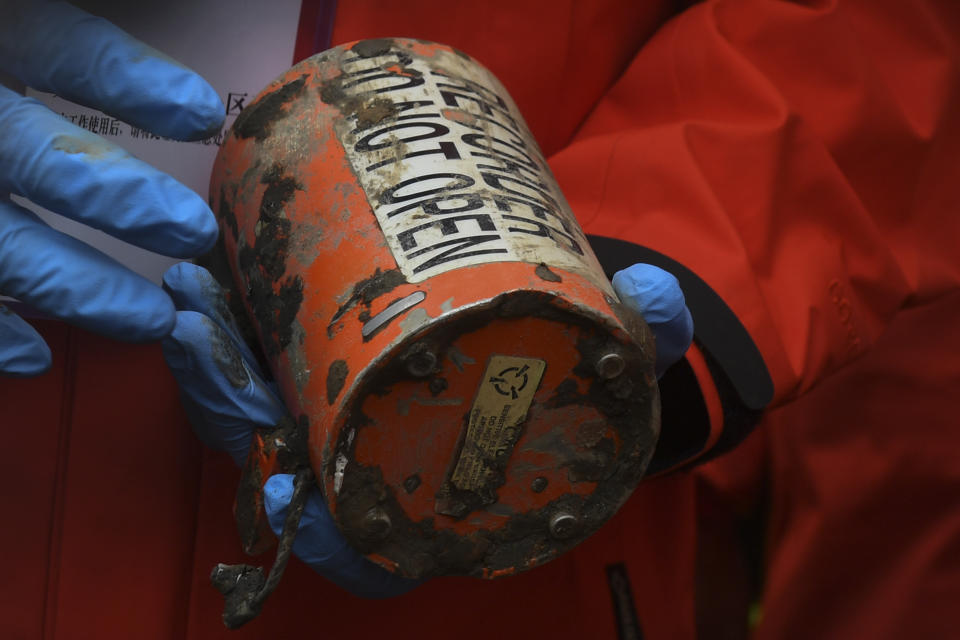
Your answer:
(21, 0), (303, 285)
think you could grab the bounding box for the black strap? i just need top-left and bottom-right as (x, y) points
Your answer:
(588, 235), (772, 470)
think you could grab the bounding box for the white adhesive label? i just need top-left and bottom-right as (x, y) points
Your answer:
(330, 44), (612, 293)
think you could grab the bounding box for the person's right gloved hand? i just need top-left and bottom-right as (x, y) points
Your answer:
(0, 1), (224, 376)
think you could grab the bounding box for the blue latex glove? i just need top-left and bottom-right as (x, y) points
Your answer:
(161, 261), (692, 598)
(612, 263), (694, 377)
(0, 1), (224, 376)
(161, 262), (419, 599)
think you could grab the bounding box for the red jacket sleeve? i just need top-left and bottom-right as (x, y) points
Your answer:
(550, 0), (960, 468)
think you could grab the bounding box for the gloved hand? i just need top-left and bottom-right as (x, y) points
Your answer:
(161, 262), (420, 599)
(0, 1), (224, 376)
(161, 260), (692, 598)
(612, 263), (694, 377)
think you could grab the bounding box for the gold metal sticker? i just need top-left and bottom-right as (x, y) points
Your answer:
(450, 355), (546, 493)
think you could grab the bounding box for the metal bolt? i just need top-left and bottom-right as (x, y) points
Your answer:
(595, 353), (626, 379)
(531, 476), (548, 493)
(549, 512), (579, 539)
(362, 507), (392, 540)
(405, 348), (437, 377)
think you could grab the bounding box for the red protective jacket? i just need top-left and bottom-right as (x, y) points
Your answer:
(3, 1), (959, 638)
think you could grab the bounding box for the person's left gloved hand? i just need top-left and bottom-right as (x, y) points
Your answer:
(161, 261), (692, 597)
(160, 262), (419, 599)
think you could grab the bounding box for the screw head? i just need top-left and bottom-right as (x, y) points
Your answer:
(549, 512), (579, 539)
(595, 353), (626, 379)
(362, 507), (392, 540)
(531, 476), (548, 493)
(405, 347), (437, 377)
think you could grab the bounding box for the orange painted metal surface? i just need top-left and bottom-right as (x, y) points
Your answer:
(209, 39), (660, 579)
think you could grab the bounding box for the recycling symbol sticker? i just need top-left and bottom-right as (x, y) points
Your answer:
(489, 365), (531, 399)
